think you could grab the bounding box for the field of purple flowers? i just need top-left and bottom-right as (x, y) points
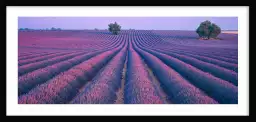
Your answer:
(18, 30), (238, 104)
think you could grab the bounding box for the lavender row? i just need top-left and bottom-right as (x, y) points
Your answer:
(149, 46), (238, 64)
(18, 51), (80, 66)
(135, 34), (238, 74)
(144, 38), (238, 60)
(18, 35), (124, 76)
(153, 48), (238, 72)
(18, 42), (124, 104)
(134, 30), (237, 58)
(18, 52), (60, 61)
(155, 46), (238, 60)
(134, 35), (238, 65)
(18, 51), (88, 76)
(71, 41), (128, 104)
(137, 44), (238, 104)
(134, 31), (238, 60)
(133, 39), (218, 104)
(151, 49), (238, 86)
(18, 39), (125, 96)
(123, 40), (165, 104)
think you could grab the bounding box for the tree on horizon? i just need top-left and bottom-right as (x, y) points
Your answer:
(108, 22), (121, 35)
(196, 20), (221, 39)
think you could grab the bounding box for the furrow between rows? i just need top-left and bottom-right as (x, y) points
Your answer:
(123, 40), (166, 104)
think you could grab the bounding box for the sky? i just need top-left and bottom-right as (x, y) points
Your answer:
(18, 17), (238, 30)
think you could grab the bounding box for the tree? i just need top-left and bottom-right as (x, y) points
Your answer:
(210, 23), (221, 38)
(108, 22), (121, 35)
(51, 27), (56, 31)
(196, 20), (221, 39)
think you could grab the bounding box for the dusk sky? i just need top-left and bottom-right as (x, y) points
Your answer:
(18, 17), (238, 30)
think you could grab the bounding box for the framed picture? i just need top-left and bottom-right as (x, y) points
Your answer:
(6, 6), (249, 116)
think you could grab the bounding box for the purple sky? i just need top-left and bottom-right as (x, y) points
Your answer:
(18, 17), (238, 30)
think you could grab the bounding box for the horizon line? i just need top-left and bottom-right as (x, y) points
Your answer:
(18, 28), (238, 31)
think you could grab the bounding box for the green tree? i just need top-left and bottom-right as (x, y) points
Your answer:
(108, 22), (121, 35)
(196, 20), (221, 39)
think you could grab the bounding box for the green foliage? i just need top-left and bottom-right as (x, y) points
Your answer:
(19, 28), (31, 31)
(108, 22), (121, 35)
(51, 27), (56, 30)
(51, 27), (61, 31)
(196, 20), (221, 39)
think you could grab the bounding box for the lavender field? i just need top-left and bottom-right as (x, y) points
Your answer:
(18, 30), (238, 104)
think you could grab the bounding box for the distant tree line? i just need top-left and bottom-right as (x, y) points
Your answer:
(19, 27), (62, 31)
(51, 27), (61, 31)
(19, 28), (33, 31)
